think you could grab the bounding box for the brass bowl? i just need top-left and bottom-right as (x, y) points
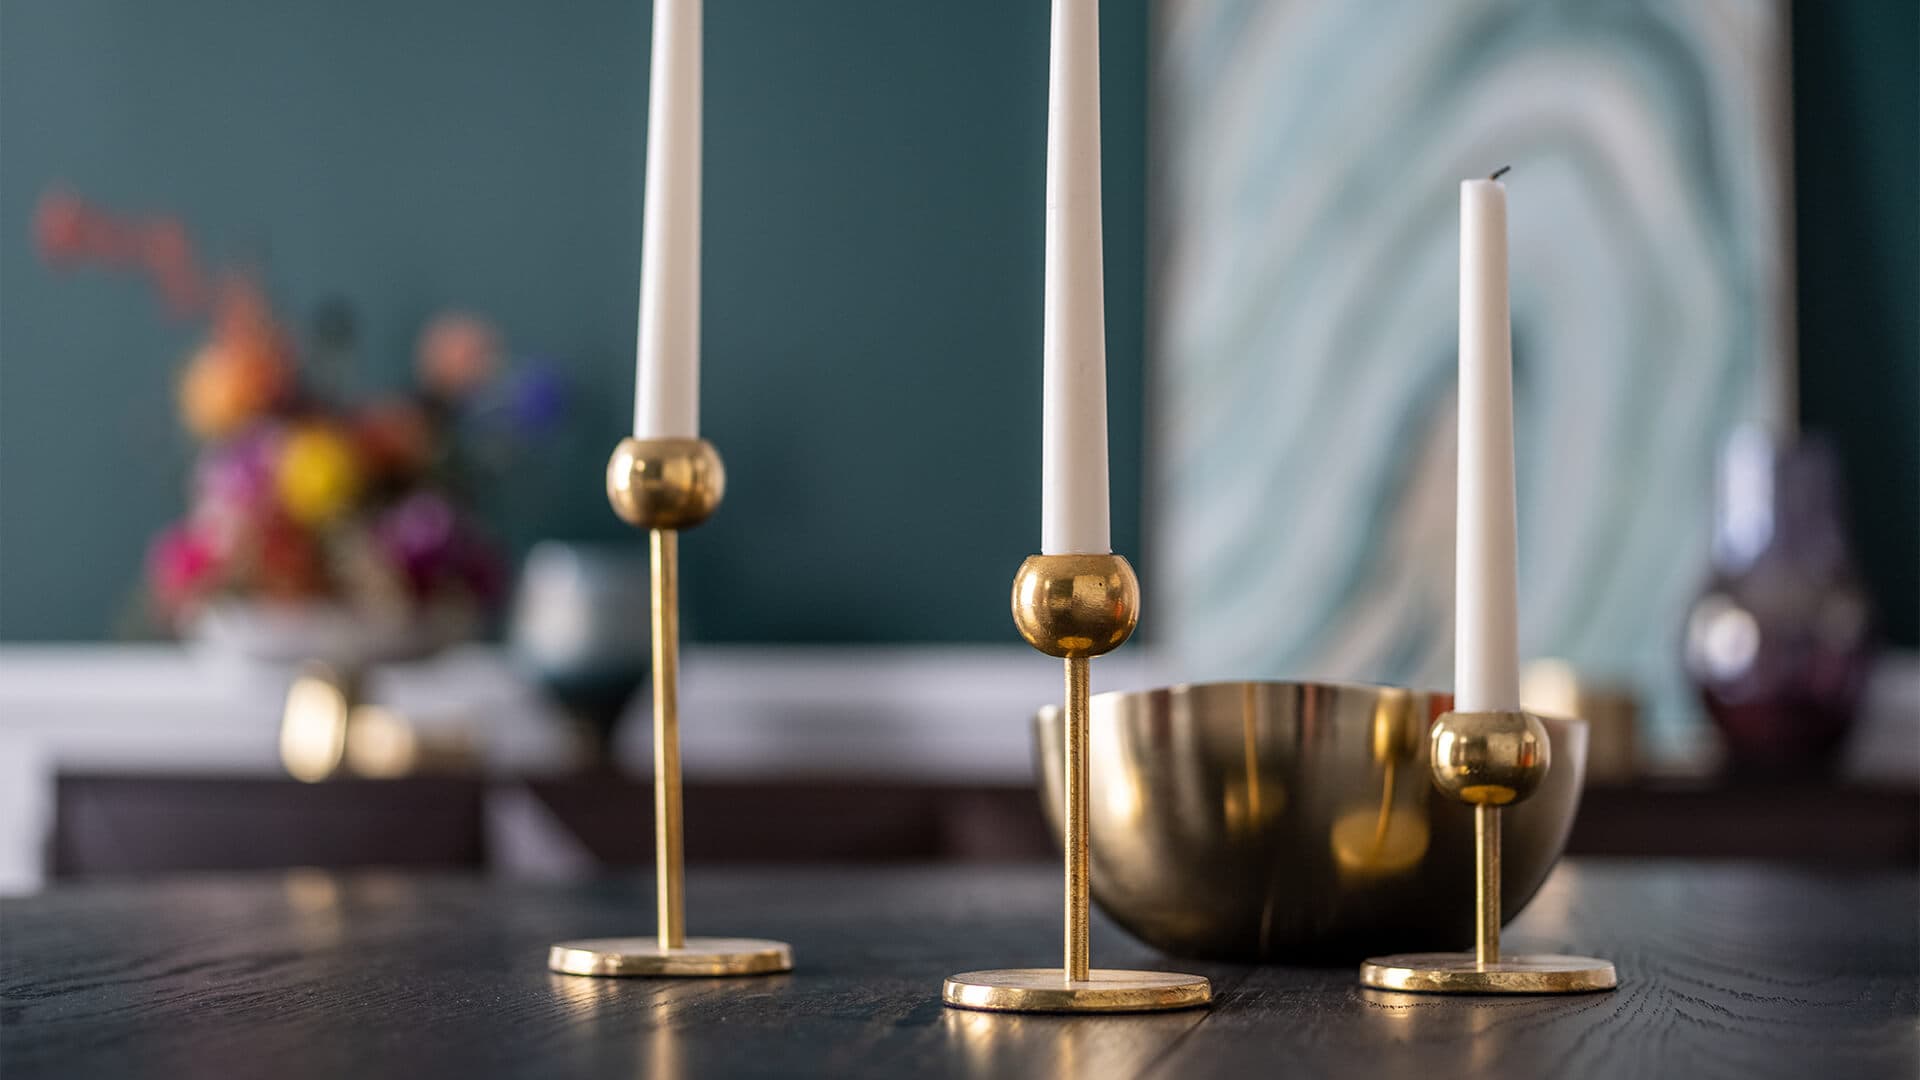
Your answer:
(1033, 680), (1587, 962)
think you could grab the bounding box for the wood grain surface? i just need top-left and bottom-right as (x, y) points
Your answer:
(3, 860), (1914, 1079)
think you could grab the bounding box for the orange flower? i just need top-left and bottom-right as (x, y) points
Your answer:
(179, 277), (294, 439)
(353, 399), (435, 477)
(179, 339), (290, 439)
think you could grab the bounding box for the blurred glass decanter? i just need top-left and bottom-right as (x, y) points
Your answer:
(509, 542), (652, 770)
(1683, 427), (1874, 771)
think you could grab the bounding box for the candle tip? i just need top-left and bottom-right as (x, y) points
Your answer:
(1489, 165), (1512, 181)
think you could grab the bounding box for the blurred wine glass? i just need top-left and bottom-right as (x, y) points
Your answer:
(509, 542), (651, 770)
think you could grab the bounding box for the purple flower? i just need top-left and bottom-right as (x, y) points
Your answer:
(455, 533), (506, 606)
(376, 492), (459, 595)
(464, 362), (568, 439)
(191, 427), (282, 556)
(194, 428), (277, 511)
(505, 364), (568, 434)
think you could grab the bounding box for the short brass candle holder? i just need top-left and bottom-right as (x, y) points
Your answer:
(943, 554), (1211, 1013)
(547, 437), (793, 978)
(1359, 709), (1614, 993)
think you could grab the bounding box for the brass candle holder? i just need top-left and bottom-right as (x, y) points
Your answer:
(943, 554), (1211, 1013)
(547, 437), (793, 978)
(1359, 709), (1614, 993)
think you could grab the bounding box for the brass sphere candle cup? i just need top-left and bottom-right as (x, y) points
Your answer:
(1029, 681), (1594, 963)
(605, 436), (726, 530)
(547, 437), (793, 979)
(943, 555), (1212, 1014)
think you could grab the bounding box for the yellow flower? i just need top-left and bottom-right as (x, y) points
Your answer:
(277, 426), (363, 525)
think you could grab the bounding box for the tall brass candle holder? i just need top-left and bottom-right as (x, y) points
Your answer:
(547, 437), (793, 978)
(1358, 709), (1613, 993)
(943, 554), (1211, 1013)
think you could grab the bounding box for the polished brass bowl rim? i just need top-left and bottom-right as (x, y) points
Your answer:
(1033, 676), (1589, 731)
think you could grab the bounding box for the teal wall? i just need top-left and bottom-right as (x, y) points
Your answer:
(0, 1), (1911, 645)
(0, 0), (1148, 643)
(1793, 0), (1918, 645)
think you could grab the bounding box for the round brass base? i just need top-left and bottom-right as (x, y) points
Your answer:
(942, 968), (1212, 1013)
(548, 937), (793, 978)
(1359, 952), (1616, 994)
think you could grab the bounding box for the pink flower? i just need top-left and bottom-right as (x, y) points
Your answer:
(149, 523), (221, 613)
(191, 431), (280, 556)
(195, 431), (278, 509)
(416, 313), (501, 398)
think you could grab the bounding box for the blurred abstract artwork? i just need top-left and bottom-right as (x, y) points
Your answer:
(1150, 0), (1789, 734)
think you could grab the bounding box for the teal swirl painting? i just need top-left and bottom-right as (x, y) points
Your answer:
(1150, 0), (1788, 736)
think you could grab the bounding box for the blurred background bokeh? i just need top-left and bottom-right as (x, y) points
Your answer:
(0, 0), (1912, 894)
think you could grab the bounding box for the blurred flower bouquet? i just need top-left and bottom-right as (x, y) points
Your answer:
(40, 191), (563, 664)
(156, 287), (532, 662)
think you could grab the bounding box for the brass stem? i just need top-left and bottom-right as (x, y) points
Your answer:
(1475, 804), (1500, 965)
(1064, 656), (1091, 983)
(651, 528), (686, 952)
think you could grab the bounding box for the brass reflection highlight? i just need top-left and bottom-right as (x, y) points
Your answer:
(1331, 687), (1429, 877)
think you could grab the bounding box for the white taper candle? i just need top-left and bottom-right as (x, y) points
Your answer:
(1456, 176), (1521, 712)
(1040, 0), (1111, 555)
(632, 0), (702, 439)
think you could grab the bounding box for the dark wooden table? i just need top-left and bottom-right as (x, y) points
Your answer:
(4, 860), (1914, 1079)
(49, 775), (1920, 878)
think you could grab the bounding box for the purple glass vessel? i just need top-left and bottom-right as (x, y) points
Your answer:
(1683, 428), (1875, 771)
